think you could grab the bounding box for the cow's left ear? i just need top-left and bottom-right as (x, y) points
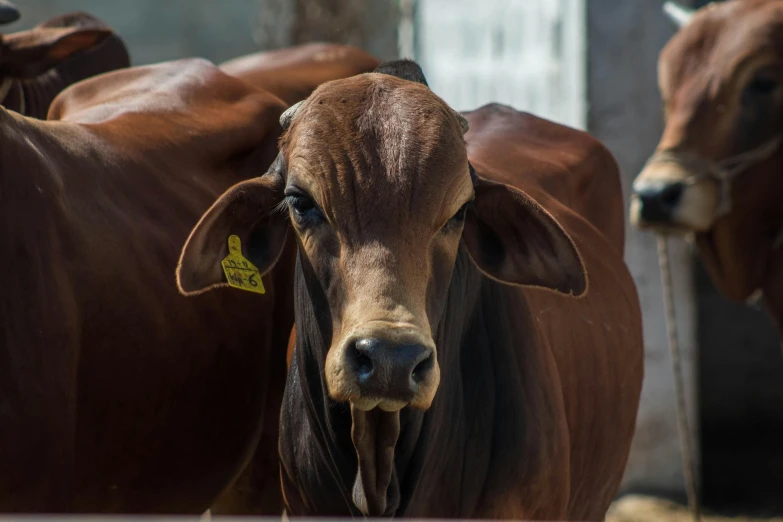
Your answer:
(177, 173), (289, 296)
(0, 25), (112, 77)
(462, 179), (587, 296)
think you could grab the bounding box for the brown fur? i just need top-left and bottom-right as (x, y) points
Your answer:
(0, 58), (294, 513)
(0, 12), (129, 118)
(177, 65), (643, 519)
(220, 42), (380, 106)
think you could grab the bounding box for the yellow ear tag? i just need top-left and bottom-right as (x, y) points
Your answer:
(221, 235), (266, 294)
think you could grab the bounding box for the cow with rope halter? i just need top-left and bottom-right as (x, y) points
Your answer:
(630, 3), (783, 518)
(631, 0), (783, 340)
(0, 1), (129, 118)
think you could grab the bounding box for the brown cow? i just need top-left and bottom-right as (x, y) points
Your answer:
(0, 58), (295, 513)
(0, 10), (129, 118)
(630, 0), (783, 337)
(178, 60), (643, 520)
(220, 42), (380, 106)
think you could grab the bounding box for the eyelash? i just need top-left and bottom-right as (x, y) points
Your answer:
(285, 194), (325, 225)
(442, 202), (470, 232)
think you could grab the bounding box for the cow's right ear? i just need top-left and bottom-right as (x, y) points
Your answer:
(177, 173), (289, 296)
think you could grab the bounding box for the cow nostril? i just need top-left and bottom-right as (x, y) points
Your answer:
(411, 352), (434, 384)
(352, 344), (374, 380)
(660, 183), (684, 207)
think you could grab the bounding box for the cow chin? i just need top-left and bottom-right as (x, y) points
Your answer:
(351, 397), (409, 413)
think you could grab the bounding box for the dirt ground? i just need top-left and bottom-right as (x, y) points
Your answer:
(607, 495), (783, 522)
(202, 494), (783, 520)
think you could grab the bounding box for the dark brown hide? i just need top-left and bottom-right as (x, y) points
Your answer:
(0, 58), (293, 513)
(0, 12), (129, 118)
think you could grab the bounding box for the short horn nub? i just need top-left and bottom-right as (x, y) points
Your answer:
(663, 1), (696, 28)
(280, 100), (304, 130)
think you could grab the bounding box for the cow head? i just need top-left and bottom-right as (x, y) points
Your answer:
(0, 12), (124, 112)
(0, 13), (115, 78)
(179, 59), (584, 409)
(177, 59), (585, 513)
(630, 0), (783, 301)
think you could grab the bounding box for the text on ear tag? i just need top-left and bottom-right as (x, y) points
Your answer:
(221, 235), (266, 294)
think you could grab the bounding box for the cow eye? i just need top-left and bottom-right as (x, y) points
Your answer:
(451, 202), (469, 222)
(441, 202), (470, 233)
(742, 74), (779, 104)
(285, 192), (324, 225)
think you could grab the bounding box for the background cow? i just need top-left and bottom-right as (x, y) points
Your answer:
(630, 0), (783, 341)
(177, 60), (643, 520)
(0, 58), (295, 513)
(221, 42), (380, 106)
(0, 9), (129, 118)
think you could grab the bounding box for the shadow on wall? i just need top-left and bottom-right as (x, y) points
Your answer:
(696, 257), (783, 516)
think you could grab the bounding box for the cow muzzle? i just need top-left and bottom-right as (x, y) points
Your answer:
(630, 154), (719, 232)
(631, 137), (783, 232)
(326, 325), (440, 411)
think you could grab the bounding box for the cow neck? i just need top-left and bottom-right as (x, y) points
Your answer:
(284, 243), (528, 517)
(13, 32), (129, 119)
(0, 109), (80, 369)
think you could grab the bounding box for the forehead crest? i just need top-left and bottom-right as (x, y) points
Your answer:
(279, 59), (469, 135)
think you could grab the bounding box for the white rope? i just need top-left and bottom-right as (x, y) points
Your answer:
(657, 235), (701, 522)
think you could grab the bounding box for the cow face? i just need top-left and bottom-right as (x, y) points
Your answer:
(630, 0), (783, 300)
(178, 62), (585, 414)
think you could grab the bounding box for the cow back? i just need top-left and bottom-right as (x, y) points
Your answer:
(0, 59), (294, 512)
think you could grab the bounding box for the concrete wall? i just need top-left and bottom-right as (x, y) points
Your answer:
(586, 1), (699, 498)
(289, 0), (399, 61)
(5, 0), (399, 66)
(4, 0), (263, 65)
